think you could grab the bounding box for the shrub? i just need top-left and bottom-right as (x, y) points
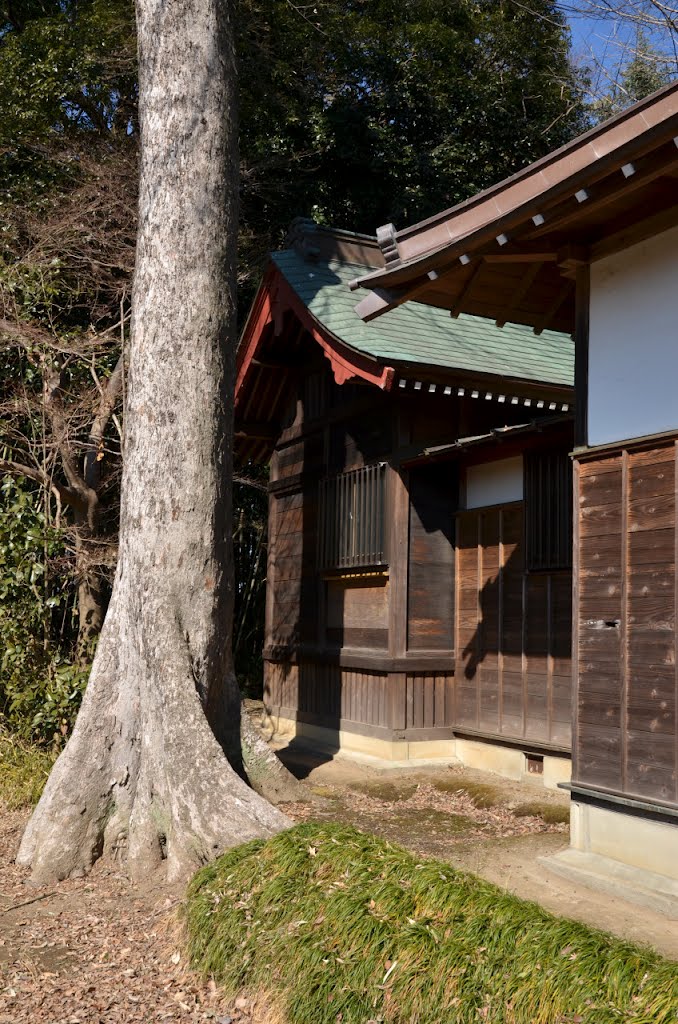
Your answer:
(0, 476), (86, 743)
(186, 822), (678, 1024)
(0, 726), (56, 808)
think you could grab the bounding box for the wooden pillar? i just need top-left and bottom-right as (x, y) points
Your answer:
(574, 263), (590, 448)
(388, 464), (409, 658)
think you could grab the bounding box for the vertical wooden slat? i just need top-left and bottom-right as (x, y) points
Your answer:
(375, 465), (379, 561)
(476, 512), (482, 729)
(571, 456), (581, 781)
(620, 448), (629, 792)
(389, 672), (407, 731)
(413, 676), (424, 729)
(341, 667), (349, 720)
(675, 442), (678, 805)
(424, 676), (434, 729)
(521, 570), (528, 740)
(406, 675), (413, 729)
(498, 508), (504, 735)
(367, 672), (374, 725)
(388, 465), (409, 658)
(341, 472), (347, 568)
(366, 465), (371, 563)
(379, 463), (385, 561)
(547, 573), (554, 743)
(445, 673), (455, 727)
(434, 675), (445, 726)
(360, 464), (367, 567)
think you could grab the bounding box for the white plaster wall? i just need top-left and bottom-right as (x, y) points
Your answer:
(465, 456), (523, 509)
(589, 224), (678, 447)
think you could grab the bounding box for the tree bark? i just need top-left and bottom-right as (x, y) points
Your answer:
(18, 0), (289, 884)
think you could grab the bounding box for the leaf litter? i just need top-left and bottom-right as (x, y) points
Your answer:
(0, 807), (275, 1024)
(0, 771), (566, 1022)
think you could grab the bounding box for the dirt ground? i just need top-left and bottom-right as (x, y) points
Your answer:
(1, 743), (676, 1024)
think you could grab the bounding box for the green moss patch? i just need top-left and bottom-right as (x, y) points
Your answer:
(390, 807), (477, 834)
(0, 729), (56, 809)
(185, 823), (677, 1024)
(432, 777), (500, 808)
(351, 780), (418, 803)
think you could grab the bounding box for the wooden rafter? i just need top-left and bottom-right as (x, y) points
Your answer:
(533, 280), (574, 336)
(450, 260), (485, 318)
(495, 261), (544, 329)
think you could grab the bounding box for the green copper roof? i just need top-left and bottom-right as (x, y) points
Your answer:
(272, 249), (573, 389)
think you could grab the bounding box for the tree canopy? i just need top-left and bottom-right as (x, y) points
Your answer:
(0, 0), (586, 298)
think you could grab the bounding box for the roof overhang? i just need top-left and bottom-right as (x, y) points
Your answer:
(350, 82), (678, 335)
(234, 263), (395, 463)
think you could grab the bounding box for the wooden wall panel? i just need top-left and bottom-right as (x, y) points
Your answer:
(264, 661), (299, 711)
(574, 441), (678, 808)
(267, 486), (318, 648)
(456, 502), (572, 748)
(405, 674), (455, 729)
(407, 465), (456, 650)
(326, 576), (389, 649)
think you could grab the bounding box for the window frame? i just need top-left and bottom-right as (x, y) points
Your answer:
(317, 462), (387, 572)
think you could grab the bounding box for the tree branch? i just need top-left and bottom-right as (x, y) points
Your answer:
(85, 353), (125, 491)
(0, 458), (85, 513)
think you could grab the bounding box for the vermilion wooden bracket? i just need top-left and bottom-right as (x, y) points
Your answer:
(235, 264), (395, 411)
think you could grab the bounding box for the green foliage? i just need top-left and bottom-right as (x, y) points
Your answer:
(186, 822), (678, 1024)
(0, 477), (86, 743)
(0, 725), (57, 808)
(238, 0), (587, 306)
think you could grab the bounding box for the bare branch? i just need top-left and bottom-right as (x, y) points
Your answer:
(0, 458), (85, 512)
(85, 353), (125, 491)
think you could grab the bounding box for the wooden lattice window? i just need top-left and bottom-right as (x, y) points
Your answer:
(524, 450), (572, 571)
(318, 464), (387, 570)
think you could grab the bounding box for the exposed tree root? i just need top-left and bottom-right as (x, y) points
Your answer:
(17, 600), (290, 885)
(241, 712), (305, 805)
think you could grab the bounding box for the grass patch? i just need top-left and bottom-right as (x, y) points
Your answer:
(0, 729), (56, 808)
(185, 823), (678, 1024)
(513, 801), (571, 825)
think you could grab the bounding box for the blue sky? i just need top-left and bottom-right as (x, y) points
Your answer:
(562, 4), (678, 98)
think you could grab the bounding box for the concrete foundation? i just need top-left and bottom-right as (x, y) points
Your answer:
(453, 739), (570, 790)
(266, 713), (572, 787)
(543, 800), (678, 917)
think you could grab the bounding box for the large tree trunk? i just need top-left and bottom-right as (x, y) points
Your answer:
(18, 0), (289, 885)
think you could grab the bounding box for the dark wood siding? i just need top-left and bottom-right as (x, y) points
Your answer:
(456, 503), (572, 748)
(263, 356), (574, 754)
(525, 449), (572, 570)
(264, 660), (456, 739)
(575, 440), (678, 807)
(407, 464), (456, 651)
(326, 576), (389, 650)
